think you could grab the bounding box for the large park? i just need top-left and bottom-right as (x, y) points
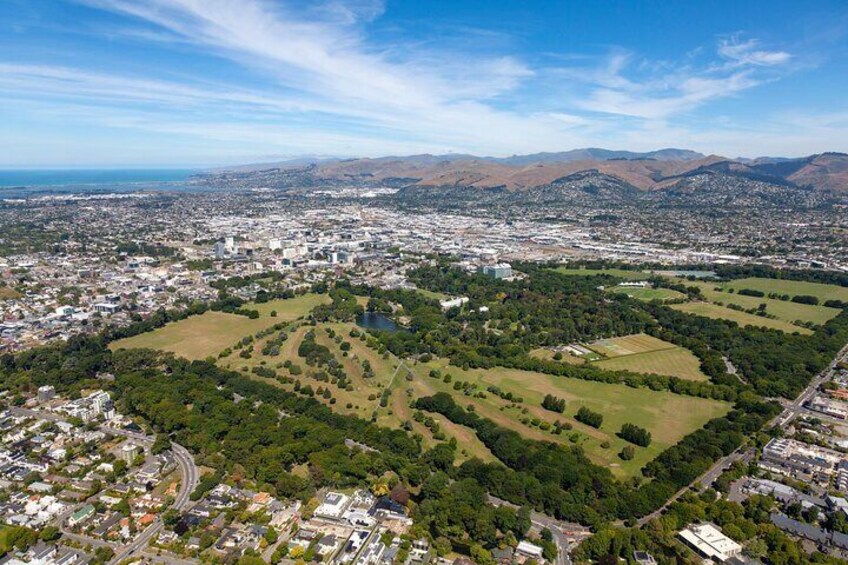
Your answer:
(109, 264), (848, 483)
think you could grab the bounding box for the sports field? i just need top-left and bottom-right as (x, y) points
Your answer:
(585, 334), (709, 381)
(595, 347), (709, 381)
(721, 277), (848, 303)
(110, 294), (329, 359)
(682, 280), (840, 326)
(587, 333), (674, 358)
(609, 285), (686, 302)
(553, 267), (650, 280)
(671, 301), (813, 335)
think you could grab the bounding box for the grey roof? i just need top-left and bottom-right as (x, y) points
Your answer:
(770, 512), (848, 549)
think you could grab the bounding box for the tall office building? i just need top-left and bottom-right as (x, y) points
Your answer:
(214, 241), (226, 259)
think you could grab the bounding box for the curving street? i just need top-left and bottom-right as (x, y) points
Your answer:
(7, 406), (199, 565)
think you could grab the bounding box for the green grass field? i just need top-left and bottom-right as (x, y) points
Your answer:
(415, 288), (450, 301)
(585, 334), (709, 381)
(109, 288), (732, 478)
(609, 285), (686, 302)
(553, 267), (651, 280)
(587, 334), (674, 358)
(252, 294), (331, 318)
(721, 277), (848, 303)
(681, 280), (840, 326)
(110, 311), (281, 360)
(230, 318), (725, 477)
(142, 309), (728, 476)
(671, 301), (813, 335)
(110, 294), (329, 359)
(409, 360), (730, 478)
(595, 347), (709, 381)
(222, 322), (396, 416)
(212, 318), (497, 463)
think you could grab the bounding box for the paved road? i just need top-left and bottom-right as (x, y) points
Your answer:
(636, 342), (848, 527)
(8, 407), (199, 564)
(170, 442), (199, 511)
(108, 441), (199, 564)
(487, 495), (590, 565)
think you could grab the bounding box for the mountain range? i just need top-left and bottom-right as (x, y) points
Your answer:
(194, 149), (848, 198)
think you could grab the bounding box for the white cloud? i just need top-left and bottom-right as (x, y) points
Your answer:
(0, 1), (839, 164)
(718, 37), (791, 66)
(573, 62), (760, 119)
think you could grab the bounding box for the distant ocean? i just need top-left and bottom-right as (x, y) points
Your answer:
(0, 168), (196, 188)
(0, 169), (205, 199)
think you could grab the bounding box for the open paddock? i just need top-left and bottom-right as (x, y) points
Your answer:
(720, 277), (848, 303)
(553, 267), (650, 280)
(671, 301), (813, 335)
(680, 280), (840, 326)
(110, 293), (328, 359)
(409, 359), (729, 478)
(110, 311), (283, 360)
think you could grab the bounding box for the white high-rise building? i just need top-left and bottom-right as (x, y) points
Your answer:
(88, 391), (111, 415)
(37, 385), (55, 404)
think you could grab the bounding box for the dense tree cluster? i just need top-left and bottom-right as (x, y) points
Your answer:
(355, 265), (740, 402)
(738, 288), (766, 297)
(713, 264), (848, 288)
(645, 304), (848, 398)
(575, 406), (603, 428)
(416, 392), (621, 525)
(413, 474), (537, 561)
(261, 329), (288, 356)
(618, 423), (651, 447)
(0, 526), (37, 557)
(415, 392), (780, 525)
(558, 260), (848, 289)
(297, 330), (350, 390)
(541, 394), (566, 413)
(312, 288), (363, 322)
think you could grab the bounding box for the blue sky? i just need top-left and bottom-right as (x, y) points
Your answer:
(1, 0), (847, 167)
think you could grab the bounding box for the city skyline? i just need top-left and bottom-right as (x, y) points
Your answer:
(1, 0), (848, 166)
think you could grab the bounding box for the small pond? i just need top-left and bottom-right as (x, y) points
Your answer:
(356, 311), (405, 332)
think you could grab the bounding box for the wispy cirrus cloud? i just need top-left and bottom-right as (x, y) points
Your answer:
(718, 37), (791, 66)
(75, 1), (792, 125)
(562, 35), (791, 119)
(575, 68), (760, 119)
(0, 0), (840, 165)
